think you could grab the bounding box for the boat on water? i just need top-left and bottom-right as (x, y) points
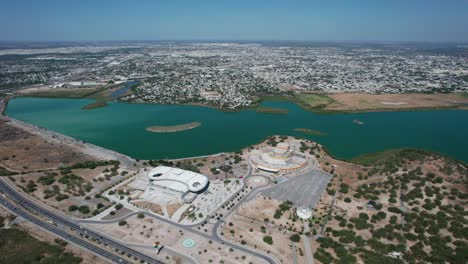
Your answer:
(353, 119), (364, 125)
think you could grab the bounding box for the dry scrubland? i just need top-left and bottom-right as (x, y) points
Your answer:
(311, 148), (468, 264)
(222, 197), (307, 264)
(294, 92), (468, 112)
(0, 119), (93, 172)
(0, 118), (134, 218)
(9, 161), (126, 218)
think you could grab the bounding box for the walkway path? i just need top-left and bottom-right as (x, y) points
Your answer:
(303, 222), (314, 264)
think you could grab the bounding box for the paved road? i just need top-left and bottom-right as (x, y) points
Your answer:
(81, 190), (277, 264)
(125, 243), (198, 264)
(80, 160), (277, 264)
(0, 191), (131, 263)
(0, 178), (163, 264)
(303, 222), (314, 264)
(211, 172), (278, 264)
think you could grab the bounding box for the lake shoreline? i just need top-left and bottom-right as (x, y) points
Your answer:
(5, 97), (468, 162)
(10, 89), (468, 114)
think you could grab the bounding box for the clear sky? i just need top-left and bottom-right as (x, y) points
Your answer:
(1, 0), (467, 42)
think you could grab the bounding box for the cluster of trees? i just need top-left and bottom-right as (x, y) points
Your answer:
(61, 160), (120, 170)
(273, 201), (293, 219)
(68, 205), (90, 214)
(328, 150), (468, 263)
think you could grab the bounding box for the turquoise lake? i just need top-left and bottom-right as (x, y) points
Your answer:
(6, 97), (468, 162)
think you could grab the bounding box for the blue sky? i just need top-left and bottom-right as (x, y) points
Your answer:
(0, 0), (467, 42)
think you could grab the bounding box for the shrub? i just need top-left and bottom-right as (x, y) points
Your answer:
(263, 235), (273, 245)
(339, 183), (349, 194)
(290, 234), (301, 243)
(78, 206), (90, 214)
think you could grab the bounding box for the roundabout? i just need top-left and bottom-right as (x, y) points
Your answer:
(182, 238), (196, 248)
(246, 175), (269, 187)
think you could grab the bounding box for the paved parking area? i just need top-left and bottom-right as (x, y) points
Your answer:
(262, 169), (332, 208)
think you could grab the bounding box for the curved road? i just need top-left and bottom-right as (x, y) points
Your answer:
(79, 162), (278, 264)
(0, 178), (163, 264)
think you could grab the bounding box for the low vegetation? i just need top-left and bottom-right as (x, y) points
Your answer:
(0, 228), (83, 264)
(293, 93), (334, 110)
(319, 148), (467, 263)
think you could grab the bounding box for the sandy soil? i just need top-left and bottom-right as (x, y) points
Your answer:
(166, 202), (183, 217)
(0, 119), (93, 172)
(222, 196), (307, 264)
(326, 93), (468, 112)
(85, 215), (267, 264)
(133, 201), (163, 215)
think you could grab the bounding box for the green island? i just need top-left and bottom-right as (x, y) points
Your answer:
(255, 107), (289, 114)
(146, 122), (202, 133)
(294, 128), (327, 136)
(81, 99), (107, 110)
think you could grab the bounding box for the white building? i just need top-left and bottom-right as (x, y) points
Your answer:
(143, 166), (209, 203)
(251, 143), (308, 173)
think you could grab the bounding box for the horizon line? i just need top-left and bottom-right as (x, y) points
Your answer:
(1, 39), (468, 44)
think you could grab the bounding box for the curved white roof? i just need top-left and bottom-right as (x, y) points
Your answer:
(148, 166), (208, 193)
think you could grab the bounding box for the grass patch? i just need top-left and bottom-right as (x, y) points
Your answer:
(23, 88), (103, 99)
(294, 128), (327, 136)
(349, 149), (405, 166)
(0, 228), (83, 264)
(255, 107), (289, 115)
(293, 93), (334, 110)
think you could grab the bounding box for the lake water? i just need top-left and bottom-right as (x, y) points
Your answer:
(6, 97), (468, 162)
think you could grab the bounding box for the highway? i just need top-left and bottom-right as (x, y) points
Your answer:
(0, 157), (277, 264)
(0, 178), (163, 264)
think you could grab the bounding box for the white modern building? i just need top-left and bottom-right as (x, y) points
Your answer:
(144, 166), (209, 203)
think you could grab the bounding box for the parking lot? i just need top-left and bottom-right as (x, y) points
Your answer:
(262, 169), (332, 208)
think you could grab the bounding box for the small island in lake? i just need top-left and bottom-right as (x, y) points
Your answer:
(82, 100), (107, 110)
(146, 122), (202, 133)
(294, 128), (327, 136)
(255, 107), (289, 114)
